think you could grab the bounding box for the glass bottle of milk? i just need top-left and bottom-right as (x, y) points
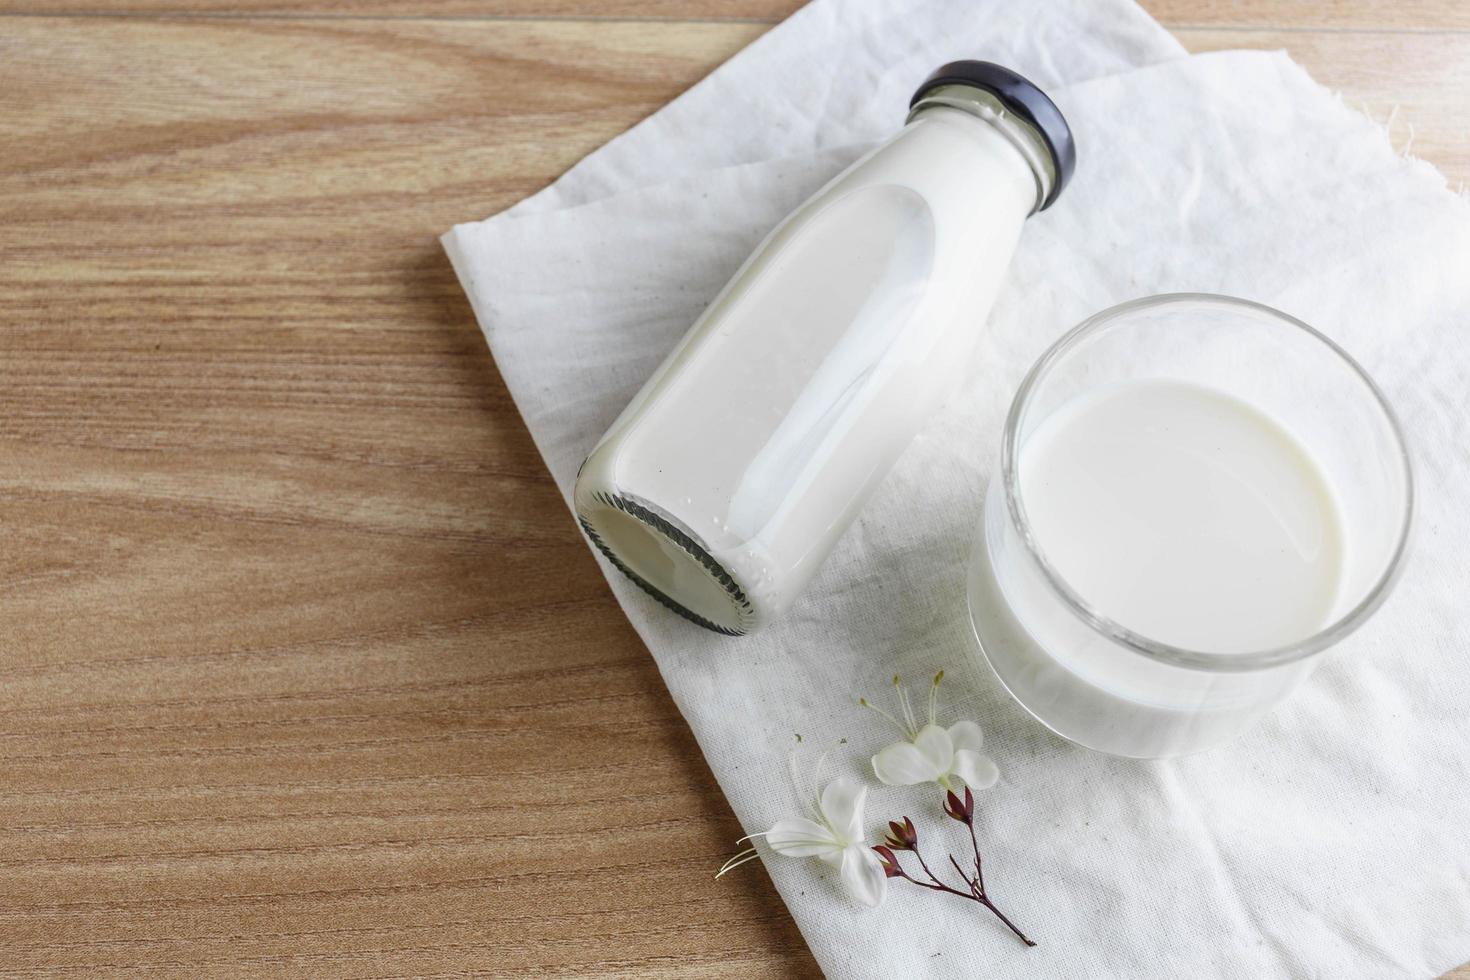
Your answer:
(574, 61), (1076, 635)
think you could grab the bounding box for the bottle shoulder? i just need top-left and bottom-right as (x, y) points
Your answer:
(818, 108), (1037, 218)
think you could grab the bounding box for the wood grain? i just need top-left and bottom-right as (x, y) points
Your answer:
(0, 14), (807, 979)
(2, 0), (1469, 30)
(0, 2), (1466, 977)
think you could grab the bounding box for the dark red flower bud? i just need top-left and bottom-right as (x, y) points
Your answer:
(884, 816), (918, 850)
(943, 790), (962, 820)
(944, 787), (974, 825)
(872, 844), (901, 878)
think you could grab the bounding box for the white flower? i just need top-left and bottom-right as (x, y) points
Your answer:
(717, 776), (887, 908)
(863, 673), (999, 792)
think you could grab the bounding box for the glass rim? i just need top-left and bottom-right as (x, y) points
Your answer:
(1001, 292), (1415, 672)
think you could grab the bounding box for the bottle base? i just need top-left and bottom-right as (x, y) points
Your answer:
(577, 489), (754, 637)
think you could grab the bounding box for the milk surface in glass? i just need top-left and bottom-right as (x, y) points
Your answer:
(1019, 378), (1344, 655)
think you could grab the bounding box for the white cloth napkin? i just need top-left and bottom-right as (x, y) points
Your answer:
(444, 2), (1470, 976)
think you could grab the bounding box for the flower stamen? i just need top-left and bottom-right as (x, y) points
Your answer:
(858, 696), (908, 736)
(927, 670), (944, 727)
(894, 675), (918, 735)
(715, 847), (762, 878)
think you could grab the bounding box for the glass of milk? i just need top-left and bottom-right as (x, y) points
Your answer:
(968, 293), (1412, 758)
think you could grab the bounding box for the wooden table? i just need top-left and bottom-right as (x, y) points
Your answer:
(2, 1), (1465, 975)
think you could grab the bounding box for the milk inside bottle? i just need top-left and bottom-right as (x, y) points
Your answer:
(574, 62), (1075, 635)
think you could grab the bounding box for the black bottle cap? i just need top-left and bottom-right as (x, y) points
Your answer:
(909, 61), (1076, 211)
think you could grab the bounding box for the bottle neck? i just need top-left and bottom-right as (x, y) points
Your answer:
(907, 85), (1057, 215)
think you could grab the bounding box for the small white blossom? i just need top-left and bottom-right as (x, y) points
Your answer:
(717, 776), (886, 908)
(863, 673), (999, 792)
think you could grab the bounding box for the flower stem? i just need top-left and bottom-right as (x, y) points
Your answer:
(892, 865), (974, 902)
(889, 843), (1036, 947)
(967, 821), (986, 894)
(964, 821), (1031, 947)
(978, 895), (1036, 947)
(948, 854), (978, 895)
(912, 848), (948, 890)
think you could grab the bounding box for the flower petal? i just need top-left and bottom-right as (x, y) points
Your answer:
(766, 817), (840, 858)
(952, 749), (999, 790)
(871, 741), (943, 786)
(913, 724), (955, 776)
(839, 843), (887, 908)
(818, 777), (866, 846)
(947, 719), (985, 754)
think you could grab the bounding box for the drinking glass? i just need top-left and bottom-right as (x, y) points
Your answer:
(968, 293), (1413, 758)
